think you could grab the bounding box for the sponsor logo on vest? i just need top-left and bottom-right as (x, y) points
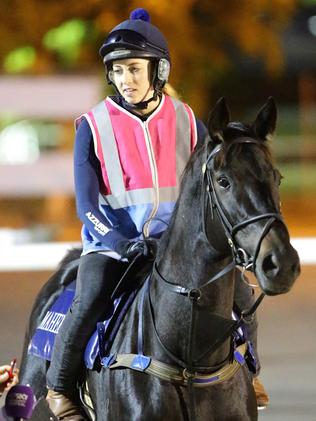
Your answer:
(38, 311), (65, 334)
(85, 211), (109, 236)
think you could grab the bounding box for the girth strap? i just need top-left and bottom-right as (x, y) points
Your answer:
(103, 343), (247, 388)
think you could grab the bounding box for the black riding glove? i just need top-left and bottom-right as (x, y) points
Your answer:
(116, 239), (157, 260)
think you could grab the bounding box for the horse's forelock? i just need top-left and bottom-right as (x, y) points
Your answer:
(214, 136), (272, 170)
(179, 130), (273, 193)
(224, 122), (253, 139)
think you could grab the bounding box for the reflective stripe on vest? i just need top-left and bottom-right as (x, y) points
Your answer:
(99, 186), (179, 210)
(89, 100), (126, 196)
(171, 97), (191, 182)
(85, 96), (194, 209)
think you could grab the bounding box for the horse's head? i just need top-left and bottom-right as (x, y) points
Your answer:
(205, 97), (300, 295)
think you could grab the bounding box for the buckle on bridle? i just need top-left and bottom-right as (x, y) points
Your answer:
(241, 310), (255, 324)
(227, 238), (234, 249)
(188, 289), (202, 301)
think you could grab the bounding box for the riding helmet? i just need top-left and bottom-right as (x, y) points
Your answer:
(99, 8), (171, 92)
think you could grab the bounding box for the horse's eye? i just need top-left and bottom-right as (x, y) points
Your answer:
(217, 177), (230, 189)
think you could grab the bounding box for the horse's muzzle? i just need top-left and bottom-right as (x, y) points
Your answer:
(256, 241), (301, 296)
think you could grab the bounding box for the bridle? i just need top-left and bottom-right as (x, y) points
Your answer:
(202, 137), (286, 275)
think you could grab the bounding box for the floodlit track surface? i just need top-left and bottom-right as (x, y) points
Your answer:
(0, 266), (315, 420)
(257, 265), (316, 421)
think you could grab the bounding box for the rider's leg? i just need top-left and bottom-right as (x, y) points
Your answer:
(46, 252), (127, 417)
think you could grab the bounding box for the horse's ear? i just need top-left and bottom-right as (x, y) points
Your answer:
(207, 97), (230, 142)
(252, 97), (277, 141)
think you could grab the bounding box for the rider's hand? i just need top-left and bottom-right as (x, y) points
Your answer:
(117, 239), (157, 260)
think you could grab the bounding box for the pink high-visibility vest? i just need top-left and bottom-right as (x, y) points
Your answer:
(77, 94), (197, 237)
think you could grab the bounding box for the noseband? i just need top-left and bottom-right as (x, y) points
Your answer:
(202, 137), (285, 274)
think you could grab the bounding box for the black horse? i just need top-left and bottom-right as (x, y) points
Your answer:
(20, 97), (300, 421)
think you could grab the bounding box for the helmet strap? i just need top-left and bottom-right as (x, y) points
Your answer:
(118, 89), (161, 111)
(109, 75), (162, 112)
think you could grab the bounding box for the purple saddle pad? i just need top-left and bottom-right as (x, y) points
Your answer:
(28, 280), (140, 369)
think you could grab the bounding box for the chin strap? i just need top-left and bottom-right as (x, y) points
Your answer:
(107, 57), (165, 111)
(110, 76), (162, 111)
(120, 91), (161, 111)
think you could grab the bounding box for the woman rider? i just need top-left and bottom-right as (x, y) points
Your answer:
(45, 8), (268, 420)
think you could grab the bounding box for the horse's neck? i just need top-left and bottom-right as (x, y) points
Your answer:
(148, 174), (235, 367)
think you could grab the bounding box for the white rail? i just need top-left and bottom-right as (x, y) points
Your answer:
(1, 242), (81, 271)
(0, 238), (315, 271)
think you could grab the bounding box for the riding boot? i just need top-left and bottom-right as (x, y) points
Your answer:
(253, 377), (270, 410)
(46, 389), (87, 421)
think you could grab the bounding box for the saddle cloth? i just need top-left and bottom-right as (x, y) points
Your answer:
(28, 280), (140, 369)
(28, 279), (252, 372)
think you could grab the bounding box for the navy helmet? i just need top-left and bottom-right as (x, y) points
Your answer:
(99, 8), (170, 91)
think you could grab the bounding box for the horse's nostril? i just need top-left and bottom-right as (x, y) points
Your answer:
(262, 253), (278, 276)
